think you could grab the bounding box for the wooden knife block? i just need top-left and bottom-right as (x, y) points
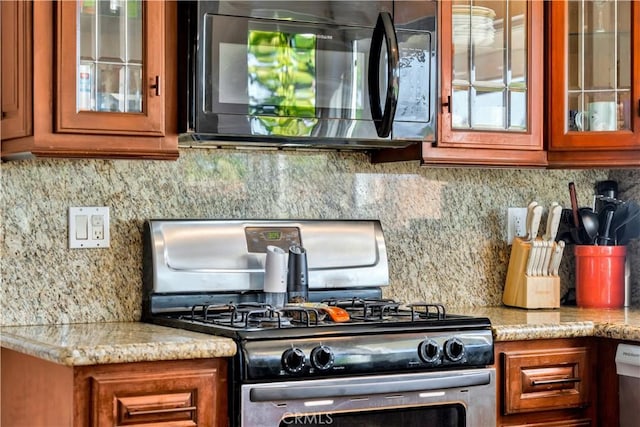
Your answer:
(503, 237), (560, 309)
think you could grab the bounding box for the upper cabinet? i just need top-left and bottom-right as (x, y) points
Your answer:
(547, 0), (640, 167)
(0, 0), (32, 141)
(373, 0), (546, 167)
(0, 0), (178, 161)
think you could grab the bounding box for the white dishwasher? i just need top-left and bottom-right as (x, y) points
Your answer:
(616, 343), (640, 427)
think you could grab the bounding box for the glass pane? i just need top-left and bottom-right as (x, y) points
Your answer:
(566, 0), (630, 132)
(127, 66), (142, 112)
(509, 89), (526, 130)
(76, 0), (143, 113)
(79, 2), (96, 61)
(97, 64), (123, 112)
(451, 0), (527, 132)
(472, 88), (504, 129)
(126, 1), (142, 63)
(98, 0), (125, 62)
(569, 92), (617, 131)
(567, 1), (582, 91)
(452, 86), (470, 128)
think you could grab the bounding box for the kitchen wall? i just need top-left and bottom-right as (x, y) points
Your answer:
(1, 149), (636, 326)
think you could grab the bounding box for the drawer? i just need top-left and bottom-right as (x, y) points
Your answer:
(90, 369), (218, 426)
(502, 347), (590, 414)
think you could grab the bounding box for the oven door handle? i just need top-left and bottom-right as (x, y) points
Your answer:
(249, 371), (491, 402)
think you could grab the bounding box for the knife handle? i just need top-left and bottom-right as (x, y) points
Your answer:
(525, 242), (537, 276)
(529, 205), (543, 242)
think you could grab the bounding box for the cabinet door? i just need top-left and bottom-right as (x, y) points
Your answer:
(1, 0), (32, 140)
(423, 0), (546, 167)
(0, 0), (178, 160)
(548, 0), (640, 167)
(57, 0), (164, 135)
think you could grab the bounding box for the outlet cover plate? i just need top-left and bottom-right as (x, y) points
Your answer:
(69, 206), (110, 249)
(507, 207), (528, 244)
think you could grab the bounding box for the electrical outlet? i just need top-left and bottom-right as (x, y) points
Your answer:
(507, 207), (528, 244)
(69, 207), (110, 248)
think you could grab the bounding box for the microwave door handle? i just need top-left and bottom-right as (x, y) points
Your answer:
(368, 12), (399, 138)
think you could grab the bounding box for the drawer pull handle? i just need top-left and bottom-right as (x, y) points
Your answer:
(150, 75), (161, 97)
(531, 377), (581, 386)
(128, 405), (197, 416)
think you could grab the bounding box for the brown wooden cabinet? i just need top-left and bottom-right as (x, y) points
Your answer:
(0, 0), (178, 161)
(373, 0), (546, 167)
(1, 348), (228, 427)
(546, 0), (640, 168)
(496, 339), (597, 427)
(0, 0), (32, 141)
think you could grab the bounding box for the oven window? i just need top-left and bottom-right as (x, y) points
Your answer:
(279, 404), (464, 427)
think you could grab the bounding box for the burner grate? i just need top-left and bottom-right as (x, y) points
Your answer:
(322, 298), (448, 321)
(180, 302), (329, 329)
(183, 302), (293, 328)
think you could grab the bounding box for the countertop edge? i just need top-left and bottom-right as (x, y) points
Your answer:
(0, 323), (237, 366)
(492, 322), (596, 342)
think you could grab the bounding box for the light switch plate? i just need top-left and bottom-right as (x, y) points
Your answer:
(69, 206), (110, 248)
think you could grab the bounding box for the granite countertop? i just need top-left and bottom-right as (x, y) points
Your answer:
(459, 306), (640, 342)
(0, 322), (237, 366)
(1, 307), (639, 366)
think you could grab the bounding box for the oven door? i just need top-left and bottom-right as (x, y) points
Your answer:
(240, 368), (496, 427)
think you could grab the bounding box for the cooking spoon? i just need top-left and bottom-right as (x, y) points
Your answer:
(578, 207), (599, 245)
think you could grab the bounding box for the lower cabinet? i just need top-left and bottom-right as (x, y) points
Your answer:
(496, 338), (597, 426)
(1, 348), (228, 427)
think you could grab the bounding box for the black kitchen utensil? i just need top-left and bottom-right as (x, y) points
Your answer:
(594, 180), (620, 215)
(557, 208), (578, 244)
(287, 245), (308, 303)
(579, 207), (599, 245)
(613, 201), (640, 245)
(596, 208), (615, 246)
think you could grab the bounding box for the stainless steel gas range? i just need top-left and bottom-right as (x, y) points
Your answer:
(142, 219), (496, 427)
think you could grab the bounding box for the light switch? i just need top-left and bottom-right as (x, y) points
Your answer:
(75, 215), (88, 240)
(69, 207), (110, 249)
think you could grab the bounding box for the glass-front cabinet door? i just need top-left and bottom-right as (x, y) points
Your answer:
(56, 0), (165, 135)
(548, 0), (639, 163)
(437, 0), (543, 151)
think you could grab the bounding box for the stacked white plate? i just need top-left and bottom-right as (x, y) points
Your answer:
(452, 5), (496, 47)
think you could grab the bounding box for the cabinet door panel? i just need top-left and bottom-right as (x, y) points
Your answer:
(1, 0), (32, 140)
(439, 0), (543, 150)
(548, 0), (640, 161)
(56, 0), (164, 136)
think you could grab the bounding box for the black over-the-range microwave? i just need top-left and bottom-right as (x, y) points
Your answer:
(178, 1), (437, 150)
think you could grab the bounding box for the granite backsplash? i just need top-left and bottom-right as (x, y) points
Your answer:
(1, 149), (637, 326)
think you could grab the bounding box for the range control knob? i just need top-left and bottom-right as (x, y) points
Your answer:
(444, 337), (465, 362)
(282, 348), (306, 373)
(310, 345), (335, 370)
(418, 339), (441, 363)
